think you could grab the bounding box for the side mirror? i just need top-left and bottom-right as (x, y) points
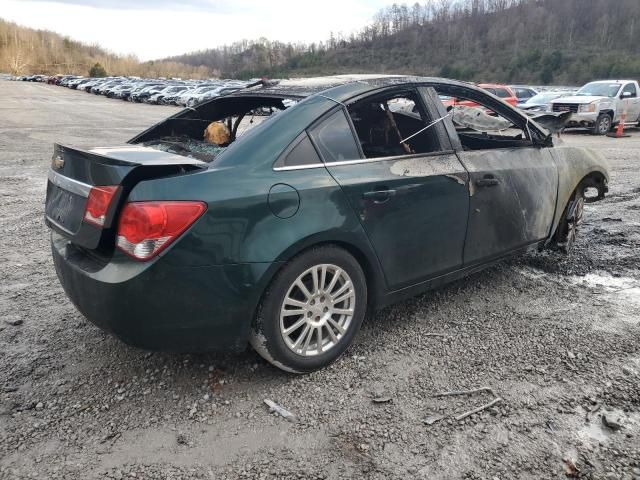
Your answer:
(621, 91), (633, 99)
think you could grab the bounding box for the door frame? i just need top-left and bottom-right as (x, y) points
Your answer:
(304, 86), (470, 290)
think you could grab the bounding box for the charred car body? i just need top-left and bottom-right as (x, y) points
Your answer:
(45, 75), (609, 373)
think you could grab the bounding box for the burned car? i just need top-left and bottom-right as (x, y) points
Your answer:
(45, 75), (609, 373)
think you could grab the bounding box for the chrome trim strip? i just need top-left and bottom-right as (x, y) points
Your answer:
(273, 151), (457, 171)
(273, 163), (326, 171)
(47, 169), (91, 197)
(322, 157), (391, 167)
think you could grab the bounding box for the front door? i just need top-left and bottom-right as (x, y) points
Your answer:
(430, 82), (559, 266)
(457, 147), (558, 265)
(307, 89), (469, 290)
(621, 83), (640, 122)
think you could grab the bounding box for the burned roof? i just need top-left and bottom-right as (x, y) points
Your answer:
(232, 74), (441, 100)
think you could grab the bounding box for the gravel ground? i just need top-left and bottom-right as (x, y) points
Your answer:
(1, 81), (639, 480)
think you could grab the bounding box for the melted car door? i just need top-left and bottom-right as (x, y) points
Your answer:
(308, 103), (469, 291)
(457, 146), (557, 265)
(428, 84), (559, 266)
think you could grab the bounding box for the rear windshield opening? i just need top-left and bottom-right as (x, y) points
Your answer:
(134, 97), (298, 162)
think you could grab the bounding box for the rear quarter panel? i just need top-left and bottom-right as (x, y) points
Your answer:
(127, 164), (385, 304)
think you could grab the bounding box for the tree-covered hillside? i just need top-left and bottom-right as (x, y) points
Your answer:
(0, 19), (208, 78)
(3, 0), (639, 84)
(168, 0), (640, 84)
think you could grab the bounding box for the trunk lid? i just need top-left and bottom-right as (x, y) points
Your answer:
(45, 143), (206, 250)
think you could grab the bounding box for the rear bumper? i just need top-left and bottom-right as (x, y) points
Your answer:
(51, 232), (278, 352)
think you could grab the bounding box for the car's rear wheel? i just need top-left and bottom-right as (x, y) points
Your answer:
(249, 246), (367, 373)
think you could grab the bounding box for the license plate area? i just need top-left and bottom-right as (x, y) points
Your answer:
(45, 182), (86, 234)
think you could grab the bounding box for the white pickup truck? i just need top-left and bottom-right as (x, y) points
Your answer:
(550, 80), (640, 135)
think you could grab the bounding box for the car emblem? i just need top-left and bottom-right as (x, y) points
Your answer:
(52, 155), (64, 169)
(558, 106), (570, 111)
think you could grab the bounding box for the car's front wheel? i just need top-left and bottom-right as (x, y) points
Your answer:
(250, 246), (367, 373)
(591, 114), (612, 135)
(552, 188), (585, 253)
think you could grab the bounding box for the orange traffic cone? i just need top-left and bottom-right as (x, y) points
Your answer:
(607, 107), (631, 138)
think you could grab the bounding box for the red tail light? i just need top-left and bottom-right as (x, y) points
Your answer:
(116, 201), (206, 261)
(84, 186), (120, 227)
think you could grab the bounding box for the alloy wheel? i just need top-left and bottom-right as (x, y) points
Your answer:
(279, 264), (356, 357)
(598, 116), (611, 134)
(563, 195), (585, 252)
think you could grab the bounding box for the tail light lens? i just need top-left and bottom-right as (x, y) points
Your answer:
(84, 186), (120, 227)
(116, 201), (206, 261)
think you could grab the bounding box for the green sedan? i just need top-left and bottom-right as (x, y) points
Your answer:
(45, 75), (609, 373)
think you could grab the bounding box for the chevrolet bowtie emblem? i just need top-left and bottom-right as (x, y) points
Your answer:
(52, 155), (65, 169)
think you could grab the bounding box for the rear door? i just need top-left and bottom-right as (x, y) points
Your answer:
(309, 88), (469, 290)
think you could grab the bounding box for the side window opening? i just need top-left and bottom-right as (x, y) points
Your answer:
(347, 90), (442, 159)
(275, 133), (322, 168)
(622, 83), (637, 98)
(307, 109), (361, 163)
(434, 87), (533, 151)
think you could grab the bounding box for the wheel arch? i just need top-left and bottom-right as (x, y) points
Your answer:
(265, 234), (387, 312)
(245, 235), (386, 355)
(579, 170), (607, 203)
(547, 169), (608, 244)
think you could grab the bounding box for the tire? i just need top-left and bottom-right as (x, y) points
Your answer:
(552, 187), (585, 253)
(249, 246), (367, 373)
(591, 114), (612, 135)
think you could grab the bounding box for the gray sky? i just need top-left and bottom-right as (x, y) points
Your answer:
(1, 0), (391, 60)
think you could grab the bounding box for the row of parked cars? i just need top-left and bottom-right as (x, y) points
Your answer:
(12, 75), (573, 111)
(8, 74), (638, 135)
(11, 74), (250, 107)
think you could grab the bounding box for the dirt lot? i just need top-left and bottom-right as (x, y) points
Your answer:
(0, 81), (639, 480)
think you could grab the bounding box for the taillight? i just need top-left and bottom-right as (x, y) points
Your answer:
(84, 186), (120, 227)
(116, 201), (206, 261)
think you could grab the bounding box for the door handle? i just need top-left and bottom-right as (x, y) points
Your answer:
(362, 188), (396, 202)
(476, 175), (500, 187)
